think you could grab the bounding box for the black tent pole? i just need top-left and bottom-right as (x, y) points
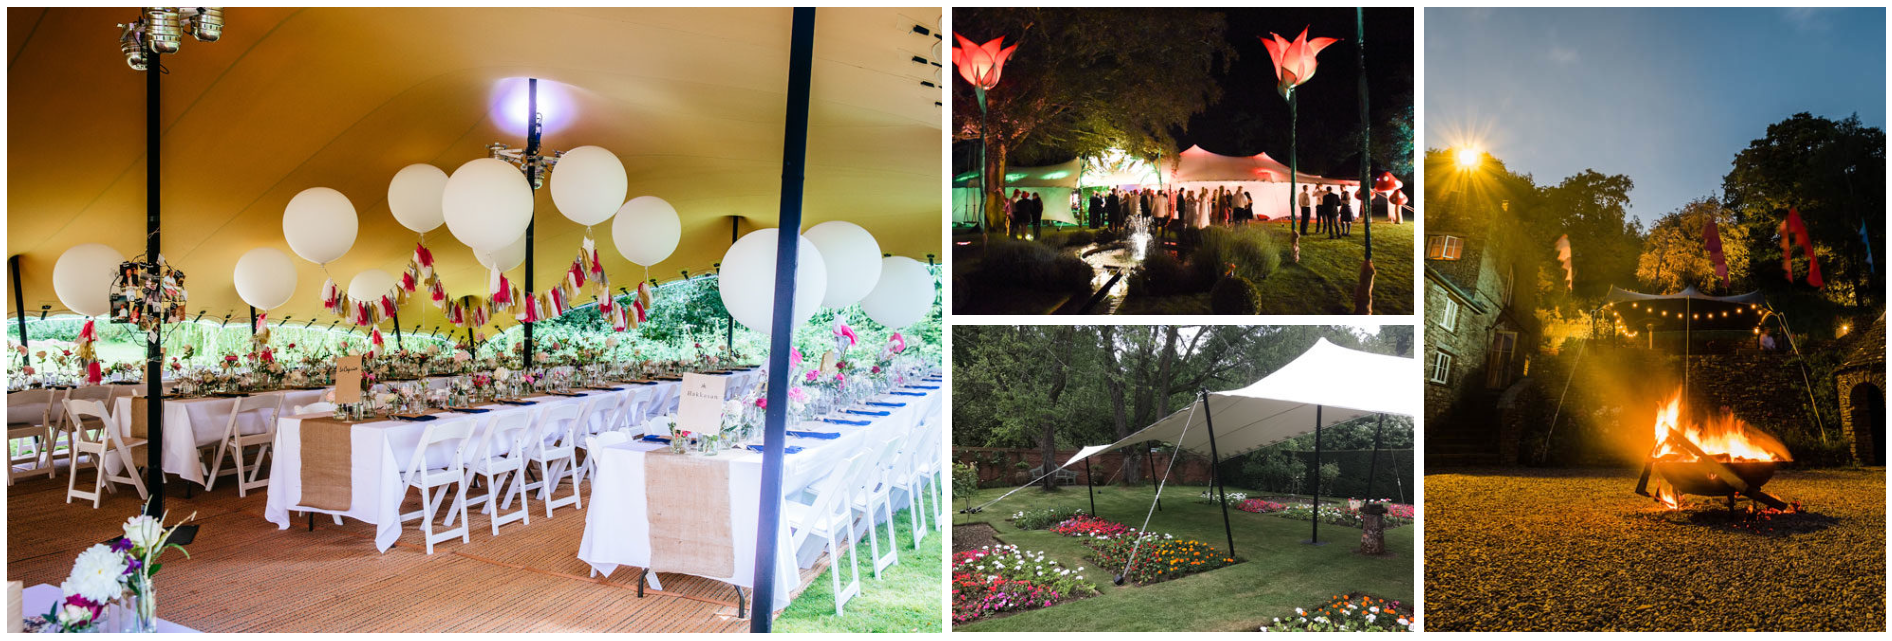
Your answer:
(750, 8), (816, 632)
(10, 256), (28, 367)
(1199, 389), (1235, 558)
(1083, 456), (1096, 517)
(1304, 406), (1322, 545)
(1364, 413), (1385, 500)
(522, 78), (542, 370)
(1147, 443), (1160, 511)
(143, 45), (165, 518)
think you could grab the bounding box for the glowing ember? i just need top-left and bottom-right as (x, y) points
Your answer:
(1649, 388), (1791, 463)
(1654, 484), (1681, 510)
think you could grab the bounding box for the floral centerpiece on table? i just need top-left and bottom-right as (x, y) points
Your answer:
(43, 505), (195, 633)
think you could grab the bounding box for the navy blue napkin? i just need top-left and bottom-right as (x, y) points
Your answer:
(391, 414), (437, 422)
(746, 444), (804, 454)
(640, 434), (671, 444)
(786, 430), (841, 440)
(449, 407), (491, 414)
(498, 399), (538, 406)
(906, 385), (940, 390)
(846, 409), (890, 417)
(890, 391), (924, 397)
(866, 401), (906, 407)
(820, 418), (871, 426)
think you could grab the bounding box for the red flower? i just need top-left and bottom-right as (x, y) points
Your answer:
(951, 34), (1017, 91)
(1260, 27), (1339, 98)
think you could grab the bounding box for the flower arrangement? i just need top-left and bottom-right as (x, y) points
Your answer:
(951, 545), (1097, 625)
(1048, 514), (1134, 539)
(1083, 532), (1237, 585)
(1199, 490), (1250, 506)
(1236, 498), (1293, 514)
(43, 505), (195, 633)
(1260, 594), (1413, 632)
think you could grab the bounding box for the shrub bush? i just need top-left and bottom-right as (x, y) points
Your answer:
(1209, 275), (1263, 314)
(1191, 226), (1281, 285)
(970, 240), (1093, 293)
(1128, 250), (1207, 297)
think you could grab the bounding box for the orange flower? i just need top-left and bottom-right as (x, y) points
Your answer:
(1259, 27), (1340, 98)
(951, 34), (1017, 91)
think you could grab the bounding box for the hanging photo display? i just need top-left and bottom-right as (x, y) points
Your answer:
(109, 257), (188, 332)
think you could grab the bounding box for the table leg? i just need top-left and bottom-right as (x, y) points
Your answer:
(734, 586), (747, 619)
(637, 568), (647, 598)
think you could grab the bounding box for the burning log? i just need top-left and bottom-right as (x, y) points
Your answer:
(1636, 389), (1792, 511)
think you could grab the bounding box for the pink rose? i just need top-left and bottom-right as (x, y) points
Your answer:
(805, 370), (817, 382)
(788, 387), (808, 403)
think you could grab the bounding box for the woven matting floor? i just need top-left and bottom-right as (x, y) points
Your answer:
(5, 462), (830, 632)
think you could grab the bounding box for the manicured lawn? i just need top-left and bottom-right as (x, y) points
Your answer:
(777, 506), (943, 633)
(1117, 218), (1413, 316)
(1426, 467), (1885, 631)
(953, 484), (1414, 631)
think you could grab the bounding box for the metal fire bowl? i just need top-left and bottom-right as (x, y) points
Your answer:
(1652, 460), (1777, 496)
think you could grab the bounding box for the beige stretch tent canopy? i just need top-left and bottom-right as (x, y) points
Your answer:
(6, 7), (942, 332)
(1063, 338), (1416, 469)
(1162, 145), (1361, 222)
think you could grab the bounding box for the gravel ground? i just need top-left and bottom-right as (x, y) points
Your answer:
(1425, 467), (1885, 631)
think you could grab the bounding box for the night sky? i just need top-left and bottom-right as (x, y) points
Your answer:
(1427, 7), (1887, 225)
(1177, 6), (1414, 177)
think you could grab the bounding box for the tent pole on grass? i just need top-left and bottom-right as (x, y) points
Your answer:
(1303, 406), (1323, 546)
(1200, 389), (1236, 558)
(1083, 456), (1096, 517)
(749, 7), (816, 631)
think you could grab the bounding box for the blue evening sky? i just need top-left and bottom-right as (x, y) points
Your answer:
(1426, 7), (1886, 225)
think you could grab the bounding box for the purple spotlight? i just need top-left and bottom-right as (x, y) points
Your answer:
(490, 77), (577, 137)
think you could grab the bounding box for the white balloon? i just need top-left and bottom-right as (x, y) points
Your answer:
(611, 196), (681, 266)
(550, 145), (627, 226)
(282, 187), (358, 264)
(52, 243), (124, 317)
(346, 269), (398, 303)
(859, 256), (935, 329)
(387, 163), (448, 233)
(804, 221), (883, 308)
(474, 233), (527, 272)
(233, 247), (298, 310)
(718, 229), (827, 334)
(442, 157), (534, 252)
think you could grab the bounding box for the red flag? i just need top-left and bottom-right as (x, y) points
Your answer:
(1703, 218), (1729, 290)
(1782, 208), (1825, 288)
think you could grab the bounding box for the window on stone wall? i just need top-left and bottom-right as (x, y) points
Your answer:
(1426, 235), (1463, 260)
(1428, 350), (1454, 385)
(1438, 297), (1460, 333)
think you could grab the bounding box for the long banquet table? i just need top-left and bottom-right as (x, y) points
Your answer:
(111, 389), (331, 486)
(577, 380), (942, 612)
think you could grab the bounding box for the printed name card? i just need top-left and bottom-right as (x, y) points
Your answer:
(334, 355), (362, 404)
(676, 372), (728, 434)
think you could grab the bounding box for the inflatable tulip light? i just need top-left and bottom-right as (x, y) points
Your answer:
(1261, 26), (1337, 261)
(952, 33), (1017, 244)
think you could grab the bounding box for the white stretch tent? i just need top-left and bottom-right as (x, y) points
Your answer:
(1059, 338), (1416, 553)
(1065, 338), (1416, 468)
(1161, 145), (1362, 221)
(951, 158), (1083, 226)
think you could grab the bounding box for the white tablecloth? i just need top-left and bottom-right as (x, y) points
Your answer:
(112, 389), (330, 487)
(20, 583), (200, 633)
(576, 384), (939, 611)
(261, 380), (682, 551)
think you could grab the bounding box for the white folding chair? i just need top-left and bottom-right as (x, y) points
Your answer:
(521, 403), (584, 517)
(910, 421), (946, 533)
(397, 418), (478, 554)
(204, 394), (284, 496)
(888, 423), (936, 548)
(785, 451), (869, 615)
(8, 388), (63, 485)
(61, 399), (148, 508)
(850, 433), (903, 577)
(456, 412), (532, 536)
(574, 430), (628, 489)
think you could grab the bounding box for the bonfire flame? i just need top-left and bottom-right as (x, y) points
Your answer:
(1649, 389), (1791, 463)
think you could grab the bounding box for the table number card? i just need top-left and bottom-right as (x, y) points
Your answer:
(334, 355), (363, 404)
(676, 372), (728, 434)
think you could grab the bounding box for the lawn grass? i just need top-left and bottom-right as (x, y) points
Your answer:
(1426, 467), (1885, 631)
(776, 505), (943, 633)
(953, 484), (1414, 631)
(1116, 218), (1413, 316)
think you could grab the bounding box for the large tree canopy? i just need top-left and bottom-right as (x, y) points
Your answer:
(1636, 197), (1751, 295)
(951, 8), (1234, 169)
(1721, 113), (1886, 309)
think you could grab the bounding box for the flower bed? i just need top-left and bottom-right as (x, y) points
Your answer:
(1085, 532), (1238, 585)
(1260, 594), (1414, 632)
(951, 545), (1098, 625)
(1049, 514), (1134, 539)
(1199, 490), (1250, 505)
(1010, 506), (1084, 531)
(1236, 498), (1291, 514)
(1270, 503), (1413, 529)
